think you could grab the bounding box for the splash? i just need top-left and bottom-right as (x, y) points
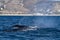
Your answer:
(22, 26), (39, 31)
(2, 25), (39, 32)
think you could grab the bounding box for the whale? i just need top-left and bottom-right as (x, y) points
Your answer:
(3, 25), (38, 32)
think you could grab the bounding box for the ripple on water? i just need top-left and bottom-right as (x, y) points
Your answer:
(0, 28), (60, 40)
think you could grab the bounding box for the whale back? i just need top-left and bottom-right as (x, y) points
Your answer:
(3, 25), (29, 32)
(12, 25), (28, 30)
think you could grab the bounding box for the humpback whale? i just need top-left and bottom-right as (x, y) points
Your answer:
(3, 25), (38, 32)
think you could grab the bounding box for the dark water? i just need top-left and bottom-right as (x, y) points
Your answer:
(0, 16), (60, 40)
(0, 28), (60, 40)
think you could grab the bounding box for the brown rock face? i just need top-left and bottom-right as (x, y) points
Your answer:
(2, 0), (42, 13)
(53, 2), (60, 12)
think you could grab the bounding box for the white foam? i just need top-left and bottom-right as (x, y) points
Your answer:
(23, 26), (39, 31)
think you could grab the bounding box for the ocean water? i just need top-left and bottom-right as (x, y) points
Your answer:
(0, 16), (60, 40)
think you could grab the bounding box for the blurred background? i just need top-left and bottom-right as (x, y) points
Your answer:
(0, 0), (60, 14)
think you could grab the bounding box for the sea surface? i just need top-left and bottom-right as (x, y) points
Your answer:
(0, 16), (60, 40)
